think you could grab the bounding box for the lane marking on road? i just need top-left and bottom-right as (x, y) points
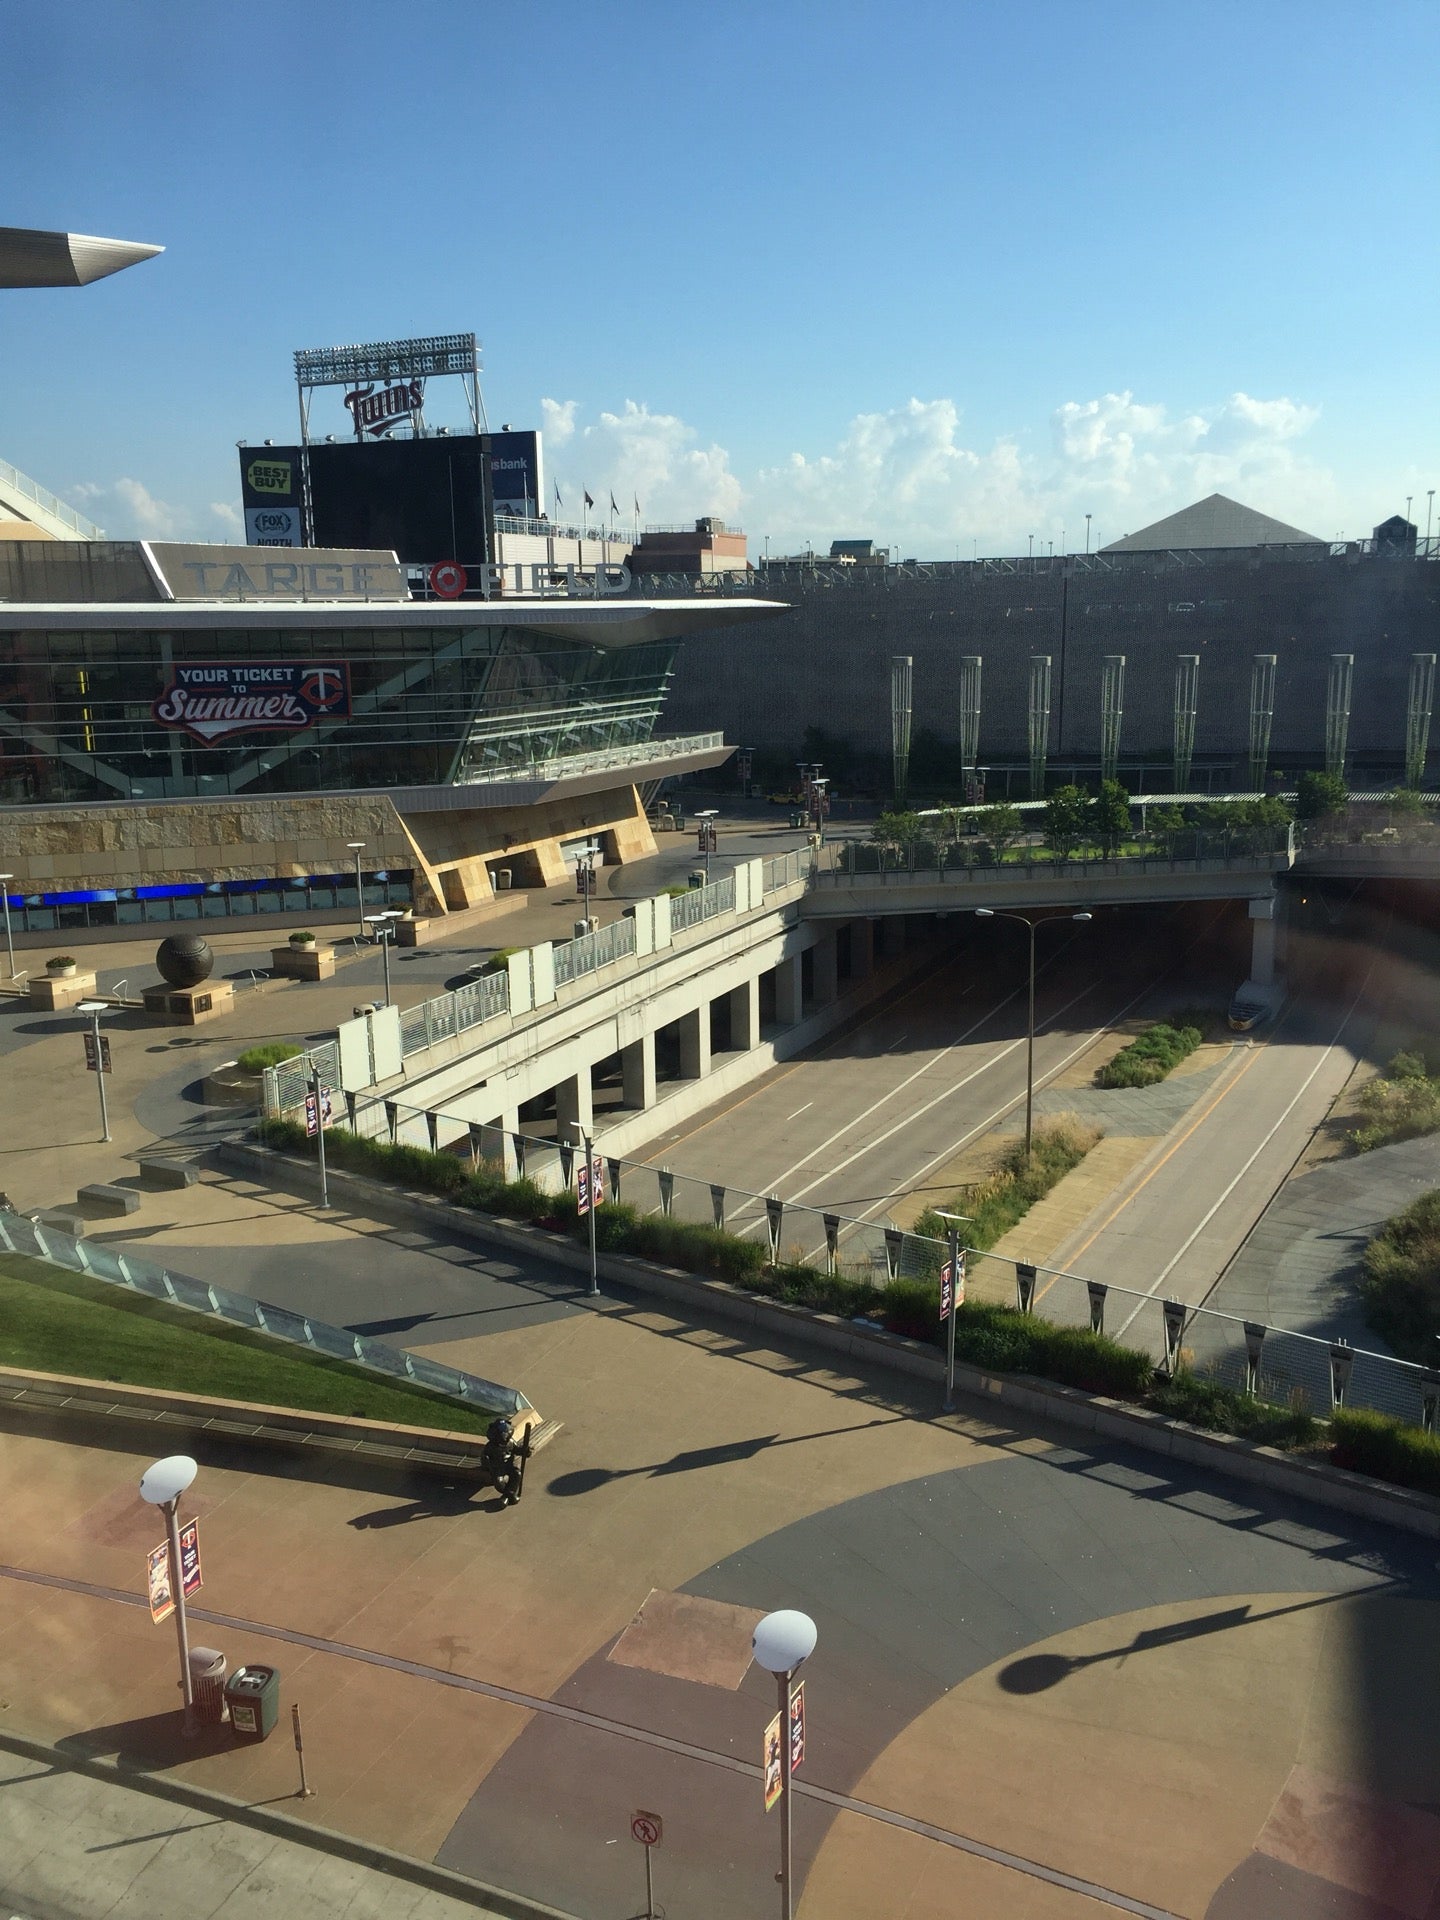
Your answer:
(640, 946), (977, 1159)
(0, 1562), (1183, 1920)
(836, 965), (1176, 1235)
(741, 940), (1093, 1214)
(785, 1103), (813, 1120)
(734, 976), (1106, 1231)
(1109, 975), (1372, 1336)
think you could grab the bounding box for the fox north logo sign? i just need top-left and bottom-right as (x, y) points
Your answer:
(153, 662), (351, 744)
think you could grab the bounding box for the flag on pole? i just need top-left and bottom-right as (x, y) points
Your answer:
(553, 480), (563, 511)
(584, 490), (595, 510)
(609, 491), (619, 516)
(633, 494), (641, 519)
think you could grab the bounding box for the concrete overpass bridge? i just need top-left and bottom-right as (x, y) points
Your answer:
(270, 837), (1298, 1166)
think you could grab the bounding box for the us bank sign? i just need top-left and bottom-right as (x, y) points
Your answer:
(153, 662), (351, 744)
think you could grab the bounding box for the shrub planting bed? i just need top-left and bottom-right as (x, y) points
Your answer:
(1349, 1050), (1440, 1153)
(236, 1041), (304, 1073)
(1359, 1186), (1440, 1362)
(251, 1121), (1440, 1501)
(1097, 1019), (1204, 1089)
(912, 1117), (1101, 1255)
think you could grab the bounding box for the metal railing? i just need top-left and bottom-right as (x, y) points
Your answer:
(0, 1209), (528, 1415)
(0, 456), (104, 540)
(321, 1109), (1437, 1432)
(397, 968), (510, 1056)
(455, 732), (725, 787)
(553, 915), (638, 987)
(669, 872), (736, 931)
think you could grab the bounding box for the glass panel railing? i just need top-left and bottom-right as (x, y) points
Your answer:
(0, 1209), (528, 1416)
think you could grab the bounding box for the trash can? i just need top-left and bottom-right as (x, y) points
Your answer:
(688, 871), (706, 890)
(224, 1665), (281, 1743)
(188, 1646), (228, 1725)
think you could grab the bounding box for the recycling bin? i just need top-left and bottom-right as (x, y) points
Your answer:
(224, 1664), (280, 1743)
(188, 1646), (228, 1725)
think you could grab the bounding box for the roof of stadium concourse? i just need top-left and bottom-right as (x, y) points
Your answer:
(0, 598), (789, 650)
(1100, 491), (1324, 553)
(0, 225), (164, 288)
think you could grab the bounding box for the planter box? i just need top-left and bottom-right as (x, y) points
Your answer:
(271, 943), (335, 981)
(28, 969), (97, 1011)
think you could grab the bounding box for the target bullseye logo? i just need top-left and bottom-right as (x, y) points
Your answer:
(429, 561), (467, 599)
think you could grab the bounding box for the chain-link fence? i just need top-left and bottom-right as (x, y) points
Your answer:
(0, 1209), (529, 1415)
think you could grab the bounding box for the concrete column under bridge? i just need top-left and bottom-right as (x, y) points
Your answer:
(678, 1004), (711, 1080)
(622, 1032), (657, 1110)
(729, 977), (760, 1052)
(555, 1068), (593, 1142)
(774, 954), (804, 1026)
(849, 917), (875, 979)
(812, 930), (839, 1004)
(1249, 894), (1278, 986)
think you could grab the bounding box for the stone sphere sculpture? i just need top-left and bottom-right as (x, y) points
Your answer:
(155, 934), (214, 989)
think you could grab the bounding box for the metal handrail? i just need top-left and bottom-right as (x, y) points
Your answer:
(0, 455), (104, 539)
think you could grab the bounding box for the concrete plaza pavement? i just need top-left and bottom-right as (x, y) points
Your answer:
(2, 1195), (1440, 1916)
(0, 1747), (541, 1920)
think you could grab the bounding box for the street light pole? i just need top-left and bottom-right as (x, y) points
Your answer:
(0, 873), (15, 978)
(974, 909), (1092, 1161)
(140, 1455), (198, 1737)
(78, 999), (111, 1143)
(571, 1120), (599, 1295)
(753, 1610), (817, 1920)
(307, 1052), (330, 1209)
(365, 912), (399, 1006)
(934, 1207), (972, 1412)
(347, 842), (366, 940)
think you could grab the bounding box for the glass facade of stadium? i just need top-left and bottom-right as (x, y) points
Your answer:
(0, 615), (678, 806)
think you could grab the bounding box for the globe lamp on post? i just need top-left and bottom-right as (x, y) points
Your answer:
(752, 1609), (817, 1919)
(139, 1453), (199, 1736)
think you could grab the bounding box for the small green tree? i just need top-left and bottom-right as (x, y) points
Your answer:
(1148, 804), (1186, 855)
(977, 802), (1024, 857)
(1094, 779), (1132, 854)
(1043, 785), (1091, 860)
(1388, 786), (1426, 819)
(870, 809), (924, 848)
(1296, 770), (1348, 821)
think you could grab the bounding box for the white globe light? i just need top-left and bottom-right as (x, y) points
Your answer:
(140, 1455), (197, 1506)
(752, 1609), (817, 1674)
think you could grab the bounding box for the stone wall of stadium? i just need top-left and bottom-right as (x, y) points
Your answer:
(658, 551), (1440, 785)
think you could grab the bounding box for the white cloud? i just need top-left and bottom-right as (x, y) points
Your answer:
(749, 387), (1337, 554)
(69, 478), (241, 543)
(545, 398), (742, 522)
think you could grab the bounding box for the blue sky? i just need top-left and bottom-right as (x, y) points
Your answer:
(3, 0), (1436, 554)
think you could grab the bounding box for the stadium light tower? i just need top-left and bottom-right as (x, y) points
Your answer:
(0, 225), (163, 288)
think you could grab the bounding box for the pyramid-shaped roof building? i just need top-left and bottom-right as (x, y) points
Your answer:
(1100, 492), (1323, 553)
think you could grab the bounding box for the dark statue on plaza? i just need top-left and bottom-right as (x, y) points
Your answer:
(480, 1415), (532, 1506)
(154, 934), (214, 989)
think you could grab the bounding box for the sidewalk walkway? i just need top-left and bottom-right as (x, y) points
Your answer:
(0, 1744), (561, 1920)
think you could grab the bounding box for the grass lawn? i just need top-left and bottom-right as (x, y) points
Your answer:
(0, 1254), (492, 1435)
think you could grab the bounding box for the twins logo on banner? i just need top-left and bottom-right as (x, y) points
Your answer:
(939, 1251), (966, 1321)
(154, 662), (351, 744)
(576, 1154), (604, 1216)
